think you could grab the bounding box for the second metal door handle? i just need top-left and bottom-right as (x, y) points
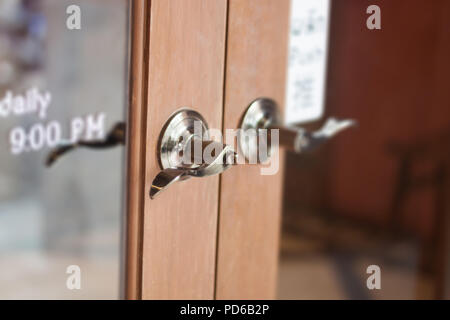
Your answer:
(238, 98), (356, 161)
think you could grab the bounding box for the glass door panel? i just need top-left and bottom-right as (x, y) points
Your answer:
(0, 0), (129, 299)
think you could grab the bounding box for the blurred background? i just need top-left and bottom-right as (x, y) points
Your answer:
(278, 0), (450, 299)
(0, 0), (128, 299)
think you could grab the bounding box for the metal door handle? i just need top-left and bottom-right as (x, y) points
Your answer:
(150, 109), (237, 199)
(238, 98), (356, 162)
(150, 100), (355, 199)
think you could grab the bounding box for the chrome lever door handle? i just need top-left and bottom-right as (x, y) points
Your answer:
(238, 98), (356, 161)
(150, 109), (237, 199)
(150, 144), (237, 199)
(150, 168), (188, 199)
(271, 117), (356, 153)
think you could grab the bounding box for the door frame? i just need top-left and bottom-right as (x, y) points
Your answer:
(125, 0), (148, 300)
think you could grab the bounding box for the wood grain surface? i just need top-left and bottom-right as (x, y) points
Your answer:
(141, 0), (228, 300)
(125, 0), (148, 300)
(215, 0), (291, 299)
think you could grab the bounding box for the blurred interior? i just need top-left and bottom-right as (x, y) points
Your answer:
(278, 0), (450, 299)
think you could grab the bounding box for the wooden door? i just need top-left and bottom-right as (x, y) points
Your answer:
(216, 0), (290, 299)
(125, 0), (290, 300)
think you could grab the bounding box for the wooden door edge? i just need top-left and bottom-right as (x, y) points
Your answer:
(124, 0), (151, 300)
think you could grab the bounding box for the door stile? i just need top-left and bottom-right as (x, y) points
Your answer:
(140, 0), (228, 299)
(216, 0), (291, 299)
(125, 0), (151, 300)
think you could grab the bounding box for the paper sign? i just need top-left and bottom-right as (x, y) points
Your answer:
(285, 0), (331, 124)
